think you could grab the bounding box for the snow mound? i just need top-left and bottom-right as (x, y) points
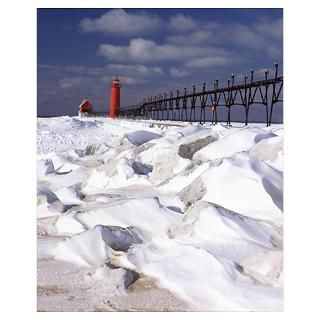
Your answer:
(201, 153), (283, 225)
(37, 116), (114, 154)
(157, 161), (211, 194)
(138, 127), (214, 165)
(165, 125), (207, 141)
(55, 198), (182, 239)
(249, 135), (283, 170)
(125, 236), (282, 311)
(84, 156), (152, 191)
(139, 128), (218, 183)
(37, 117), (283, 311)
(43, 153), (81, 173)
(125, 130), (162, 146)
(193, 127), (276, 162)
(52, 225), (143, 268)
(67, 117), (99, 129)
(174, 201), (282, 262)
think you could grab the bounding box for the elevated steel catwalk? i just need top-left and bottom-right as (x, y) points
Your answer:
(117, 63), (283, 126)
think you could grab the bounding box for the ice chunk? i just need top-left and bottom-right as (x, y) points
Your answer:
(54, 186), (84, 205)
(37, 159), (54, 180)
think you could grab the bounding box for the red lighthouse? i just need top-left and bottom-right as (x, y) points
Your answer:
(109, 77), (121, 118)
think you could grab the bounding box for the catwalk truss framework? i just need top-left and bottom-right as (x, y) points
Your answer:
(117, 63), (283, 126)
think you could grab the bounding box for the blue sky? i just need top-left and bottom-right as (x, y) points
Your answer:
(37, 8), (283, 119)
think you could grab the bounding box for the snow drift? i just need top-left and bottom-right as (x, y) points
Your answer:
(37, 117), (283, 311)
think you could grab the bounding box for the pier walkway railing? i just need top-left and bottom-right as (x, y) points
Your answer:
(117, 63), (283, 126)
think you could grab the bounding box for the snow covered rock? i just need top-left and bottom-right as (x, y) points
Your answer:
(178, 134), (217, 160)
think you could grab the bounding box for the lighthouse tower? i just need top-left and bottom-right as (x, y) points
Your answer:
(109, 77), (121, 118)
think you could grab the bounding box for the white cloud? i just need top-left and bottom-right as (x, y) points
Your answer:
(169, 14), (197, 31)
(59, 77), (94, 89)
(80, 11), (282, 71)
(170, 67), (190, 78)
(168, 18), (283, 50)
(97, 44), (128, 60)
(166, 30), (213, 45)
(206, 18), (283, 49)
(184, 56), (230, 68)
(255, 18), (283, 40)
(98, 38), (228, 64)
(106, 64), (164, 77)
(44, 62), (164, 89)
(79, 9), (161, 35)
(65, 65), (87, 74)
(231, 25), (267, 49)
(43, 63), (164, 79)
(38, 64), (60, 70)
